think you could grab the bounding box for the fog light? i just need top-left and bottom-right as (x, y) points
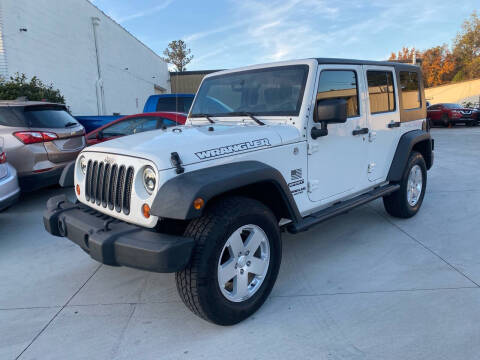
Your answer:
(193, 197), (204, 210)
(142, 203), (151, 218)
(76, 184), (80, 195)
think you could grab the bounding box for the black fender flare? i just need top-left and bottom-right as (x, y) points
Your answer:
(150, 160), (302, 222)
(387, 130), (433, 182)
(59, 161), (75, 187)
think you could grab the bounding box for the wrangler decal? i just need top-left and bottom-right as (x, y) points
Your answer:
(195, 138), (271, 160)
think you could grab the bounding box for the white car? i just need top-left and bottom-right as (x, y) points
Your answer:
(44, 58), (433, 325)
(0, 138), (20, 211)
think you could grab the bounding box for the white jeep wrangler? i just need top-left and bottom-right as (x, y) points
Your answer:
(44, 58), (433, 325)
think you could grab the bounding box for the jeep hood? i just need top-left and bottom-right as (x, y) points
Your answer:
(83, 124), (301, 171)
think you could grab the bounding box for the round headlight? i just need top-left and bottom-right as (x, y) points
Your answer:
(79, 156), (87, 175)
(143, 166), (156, 194)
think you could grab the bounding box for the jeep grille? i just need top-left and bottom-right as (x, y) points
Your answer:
(85, 160), (134, 215)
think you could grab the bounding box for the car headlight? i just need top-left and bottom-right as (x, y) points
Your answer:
(79, 156), (87, 175)
(143, 166), (156, 194)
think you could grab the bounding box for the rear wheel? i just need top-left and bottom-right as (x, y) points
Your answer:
(383, 151), (427, 218)
(175, 196), (281, 325)
(441, 114), (450, 127)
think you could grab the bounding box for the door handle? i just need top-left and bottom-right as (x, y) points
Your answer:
(388, 122), (401, 128)
(352, 128), (369, 136)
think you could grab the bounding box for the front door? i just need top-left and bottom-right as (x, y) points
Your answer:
(307, 65), (368, 203)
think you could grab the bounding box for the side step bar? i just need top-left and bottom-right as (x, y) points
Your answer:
(288, 184), (400, 233)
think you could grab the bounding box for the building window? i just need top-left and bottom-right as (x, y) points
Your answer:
(400, 71), (421, 110)
(367, 71), (396, 114)
(317, 70), (359, 117)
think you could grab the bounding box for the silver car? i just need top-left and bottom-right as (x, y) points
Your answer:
(0, 137), (20, 211)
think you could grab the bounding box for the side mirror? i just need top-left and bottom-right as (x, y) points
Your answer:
(311, 98), (348, 139)
(316, 98), (347, 124)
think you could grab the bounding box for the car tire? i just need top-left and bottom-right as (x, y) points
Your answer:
(383, 151), (427, 219)
(175, 196), (281, 325)
(441, 114), (450, 127)
(467, 121), (478, 127)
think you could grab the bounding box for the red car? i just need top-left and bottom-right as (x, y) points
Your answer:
(86, 112), (186, 146)
(427, 103), (479, 127)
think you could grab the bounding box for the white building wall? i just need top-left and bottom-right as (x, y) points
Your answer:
(0, 0), (170, 115)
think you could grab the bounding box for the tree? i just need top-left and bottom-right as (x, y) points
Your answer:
(388, 47), (420, 62)
(453, 11), (480, 81)
(163, 40), (194, 72)
(0, 73), (65, 103)
(421, 45), (456, 87)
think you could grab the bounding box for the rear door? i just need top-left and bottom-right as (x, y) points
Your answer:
(363, 66), (401, 182)
(24, 105), (85, 163)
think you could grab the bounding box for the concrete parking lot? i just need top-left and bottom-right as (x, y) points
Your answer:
(1, 127), (480, 360)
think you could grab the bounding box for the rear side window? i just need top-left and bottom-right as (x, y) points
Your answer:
(159, 118), (177, 127)
(367, 71), (396, 114)
(317, 70), (359, 117)
(24, 106), (79, 128)
(102, 117), (159, 137)
(156, 97), (192, 113)
(400, 71), (421, 109)
(0, 108), (27, 127)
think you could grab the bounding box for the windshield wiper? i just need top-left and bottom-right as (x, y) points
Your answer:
(64, 121), (78, 128)
(190, 113), (215, 123)
(229, 112), (265, 126)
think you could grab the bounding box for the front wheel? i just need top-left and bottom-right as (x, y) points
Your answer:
(175, 196), (281, 325)
(441, 114), (450, 127)
(383, 151), (427, 218)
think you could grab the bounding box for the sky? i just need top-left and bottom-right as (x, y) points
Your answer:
(90, 0), (478, 70)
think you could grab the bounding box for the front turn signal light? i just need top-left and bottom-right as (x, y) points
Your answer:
(193, 198), (205, 210)
(142, 203), (151, 218)
(76, 184), (80, 196)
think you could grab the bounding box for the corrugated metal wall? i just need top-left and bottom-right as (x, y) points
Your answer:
(170, 70), (221, 93)
(0, 2), (8, 78)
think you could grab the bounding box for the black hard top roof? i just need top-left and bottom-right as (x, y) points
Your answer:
(315, 58), (420, 70)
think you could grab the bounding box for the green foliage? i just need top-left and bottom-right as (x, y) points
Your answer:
(163, 40), (194, 72)
(453, 11), (480, 80)
(0, 73), (65, 103)
(452, 70), (465, 82)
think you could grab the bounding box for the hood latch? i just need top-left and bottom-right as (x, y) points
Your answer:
(170, 152), (185, 174)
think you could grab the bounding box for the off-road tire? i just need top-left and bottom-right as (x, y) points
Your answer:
(383, 151), (427, 218)
(441, 114), (450, 127)
(175, 196), (281, 325)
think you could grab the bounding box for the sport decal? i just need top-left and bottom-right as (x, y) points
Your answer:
(195, 138), (271, 160)
(288, 168), (305, 196)
(291, 168), (302, 181)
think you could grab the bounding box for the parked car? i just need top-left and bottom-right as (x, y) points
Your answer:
(45, 58), (433, 325)
(143, 94), (195, 113)
(0, 138), (20, 211)
(75, 115), (124, 133)
(86, 112), (187, 146)
(427, 103), (479, 127)
(0, 101), (85, 191)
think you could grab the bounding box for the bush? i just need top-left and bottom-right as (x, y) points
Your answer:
(0, 73), (65, 103)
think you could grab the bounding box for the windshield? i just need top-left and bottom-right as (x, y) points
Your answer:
(190, 65), (309, 117)
(444, 103), (462, 109)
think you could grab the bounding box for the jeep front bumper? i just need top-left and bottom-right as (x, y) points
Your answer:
(43, 195), (195, 273)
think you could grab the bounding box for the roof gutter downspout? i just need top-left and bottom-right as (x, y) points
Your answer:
(92, 17), (106, 115)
